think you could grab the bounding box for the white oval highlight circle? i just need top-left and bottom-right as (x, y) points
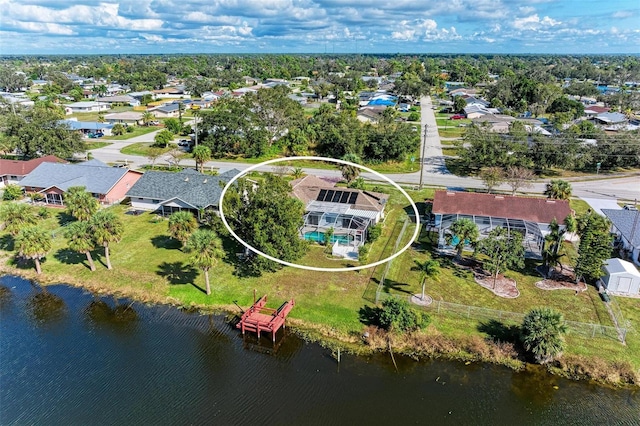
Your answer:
(218, 156), (420, 272)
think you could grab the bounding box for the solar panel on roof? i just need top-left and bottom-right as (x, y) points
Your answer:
(348, 192), (358, 204)
(317, 189), (327, 201)
(325, 190), (335, 202)
(339, 191), (350, 203)
(332, 191), (342, 202)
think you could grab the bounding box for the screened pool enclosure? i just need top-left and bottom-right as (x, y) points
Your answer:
(300, 200), (375, 248)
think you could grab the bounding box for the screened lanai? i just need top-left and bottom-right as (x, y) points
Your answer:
(436, 213), (546, 258)
(300, 201), (372, 247)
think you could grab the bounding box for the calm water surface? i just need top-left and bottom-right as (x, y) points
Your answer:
(1, 275), (638, 425)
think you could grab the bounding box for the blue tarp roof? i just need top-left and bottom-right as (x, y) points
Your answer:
(61, 120), (113, 131)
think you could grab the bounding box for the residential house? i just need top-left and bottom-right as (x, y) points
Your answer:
(432, 190), (572, 258)
(602, 209), (640, 266)
(356, 106), (386, 123)
(19, 159), (142, 206)
(0, 155), (65, 188)
(104, 111), (143, 125)
(62, 119), (114, 137)
(96, 95), (140, 107)
(65, 101), (110, 114)
(126, 168), (241, 216)
(463, 104), (500, 119)
(290, 175), (389, 257)
(594, 112), (627, 129)
(150, 103), (180, 118)
(583, 105), (609, 118)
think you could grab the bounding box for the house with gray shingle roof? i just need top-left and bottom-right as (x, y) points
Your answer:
(19, 159), (142, 206)
(602, 209), (640, 266)
(126, 168), (241, 216)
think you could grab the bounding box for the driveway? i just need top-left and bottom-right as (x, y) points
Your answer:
(580, 197), (622, 215)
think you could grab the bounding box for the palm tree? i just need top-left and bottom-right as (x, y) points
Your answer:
(544, 179), (572, 200)
(542, 218), (566, 277)
(192, 145), (211, 172)
(168, 211), (197, 248)
(64, 186), (98, 221)
(520, 307), (567, 364)
(0, 202), (38, 236)
(142, 111), (155, 126)
(15, 226), (52, 274)
(185, 229), (224, 295)
(445, 218), (479, 260)
(64, 221), (97, 271)
(91, 209), (124, 270)
(417, 259), (440, 301)
(340, 153), (361, 183)
(291, 167), (304, 180)
(97, 114), (105, 123)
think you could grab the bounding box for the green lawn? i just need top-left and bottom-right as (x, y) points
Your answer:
(120, 142), (173, 157)
(67, 106), (130, 122)
(106, 126), (159, 140)
(85, 141), (111, 150)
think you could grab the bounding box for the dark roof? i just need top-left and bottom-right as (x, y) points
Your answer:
(0, 155), (65, 176)
(602, 209), (640, 248)
(19, 161), (134, 194)
(290, 174), (388, 212)
(126, 168), (240, 209)
(432, 190), (571, 224)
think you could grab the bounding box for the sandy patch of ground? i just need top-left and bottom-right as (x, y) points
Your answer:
(454, 258), (520, 298)
(535, 265), (587, 293)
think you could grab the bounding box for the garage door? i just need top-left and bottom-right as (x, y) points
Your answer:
(618, 277), (632, 293)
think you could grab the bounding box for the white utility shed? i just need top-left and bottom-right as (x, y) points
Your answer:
(601, 258), (640, 296)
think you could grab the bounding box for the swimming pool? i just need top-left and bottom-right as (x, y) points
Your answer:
(304, 232), (352, 245)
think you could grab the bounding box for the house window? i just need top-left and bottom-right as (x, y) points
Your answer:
(152, 199), (160, 204)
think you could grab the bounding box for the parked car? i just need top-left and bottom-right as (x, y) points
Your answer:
(450, 114), (465, 120)
(178, 139), (190, 146)
(623, 204), (638, 211)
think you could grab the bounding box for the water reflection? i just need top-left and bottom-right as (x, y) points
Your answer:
(511, 364), (559, 407)
(84, 298), (138, 333)
(26, 289), (67, 327)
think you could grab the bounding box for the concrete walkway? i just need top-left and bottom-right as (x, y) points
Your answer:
(580, 197), (622, 215)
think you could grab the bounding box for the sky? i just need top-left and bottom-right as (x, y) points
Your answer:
(0, 0), (638, 55)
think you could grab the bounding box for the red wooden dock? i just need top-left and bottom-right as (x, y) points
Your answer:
(236, 295), (295, 342)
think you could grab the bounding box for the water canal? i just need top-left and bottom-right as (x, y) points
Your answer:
(1, 275), (638, 425)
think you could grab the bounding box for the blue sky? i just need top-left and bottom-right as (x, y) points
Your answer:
(0, 0), (638, 54)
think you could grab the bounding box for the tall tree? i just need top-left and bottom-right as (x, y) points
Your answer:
(64, 186), (98, 222)
(15, 226), (52, 275)
(0, 202), (38, 236)
(91, 209), (124, 270)
(64, 221), (97, 272)
(575, 211), (612, 284)
(223, 173), (307, 274)
(544, 179), (572, 200)
(185, 229), (224, 295)
(504, 166), (535, 195)
(168, 211), (198, 248)
(142, 111), (155, 126)
(192, 145), (211, 172)
(542, 219), (566, 277)
(340, 153), (361, 183)
(520, 307), (567, 364)
(479, 166), (504, 194)
(445, 218), (479, 260)
(417, 259), (440, 301)
(476, 226), (525, 288)
(1, 105), (86, 159)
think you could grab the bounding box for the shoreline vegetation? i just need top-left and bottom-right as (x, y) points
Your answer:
(1, 257), (637, 388)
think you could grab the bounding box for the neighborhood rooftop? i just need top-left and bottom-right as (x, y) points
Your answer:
(432, 190), (572, 224)
(290, 175), (388, 212)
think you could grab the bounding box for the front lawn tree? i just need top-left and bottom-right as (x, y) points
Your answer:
(65, 186), (99, 222)
(445, 218), (479, 260)
(153, 129), (173, 148)
(91, 209), (124, 270)
(185, 229), (224, 296)
(15, 226), (52, 275)
(575, 211), (612, 284)
(504, 166), (535, 195)
(340, 153), (361, 183)
(223, 174), (308, 274)
(192, 145), (211, 172)
(520, 307), (567, 364)
(168, 211), (198, 248)
(479, 166), (504, 194)
(476, 226), (525, 288)
(544, 179), (572, 200)
(64, 221), (97, 272)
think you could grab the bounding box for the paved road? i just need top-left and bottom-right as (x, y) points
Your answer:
(90, 106), (640, 202)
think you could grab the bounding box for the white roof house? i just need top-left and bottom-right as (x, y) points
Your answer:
(65, 101), (111, 114)
(601, 258), (640, 296)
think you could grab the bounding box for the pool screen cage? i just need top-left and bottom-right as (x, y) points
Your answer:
(301, 209), (371, 247)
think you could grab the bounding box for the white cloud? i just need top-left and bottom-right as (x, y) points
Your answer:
(612, 10), (634, 19)
(513, 14), (561, 31)
(392, 19), (459, 42)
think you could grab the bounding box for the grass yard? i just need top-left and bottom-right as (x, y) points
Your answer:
(85, 141), (111, 150)
(120, 142), (172, 157)
(106, 126), (159, 140)
(67, 106), (130, 122)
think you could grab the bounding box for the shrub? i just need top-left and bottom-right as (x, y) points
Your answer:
(379, 297), (429, 333)
(2, 184), (23, 201)
(358, 244), (370, 262)
(367, 224), (382, 243)
(408, 112), (420, 121)
(520, 307), (567, 364)
(37, 207), (50, 219)
(126, 125), (135, 133)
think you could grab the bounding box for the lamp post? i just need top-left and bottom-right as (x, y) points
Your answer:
(419, 124), (428, 189)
